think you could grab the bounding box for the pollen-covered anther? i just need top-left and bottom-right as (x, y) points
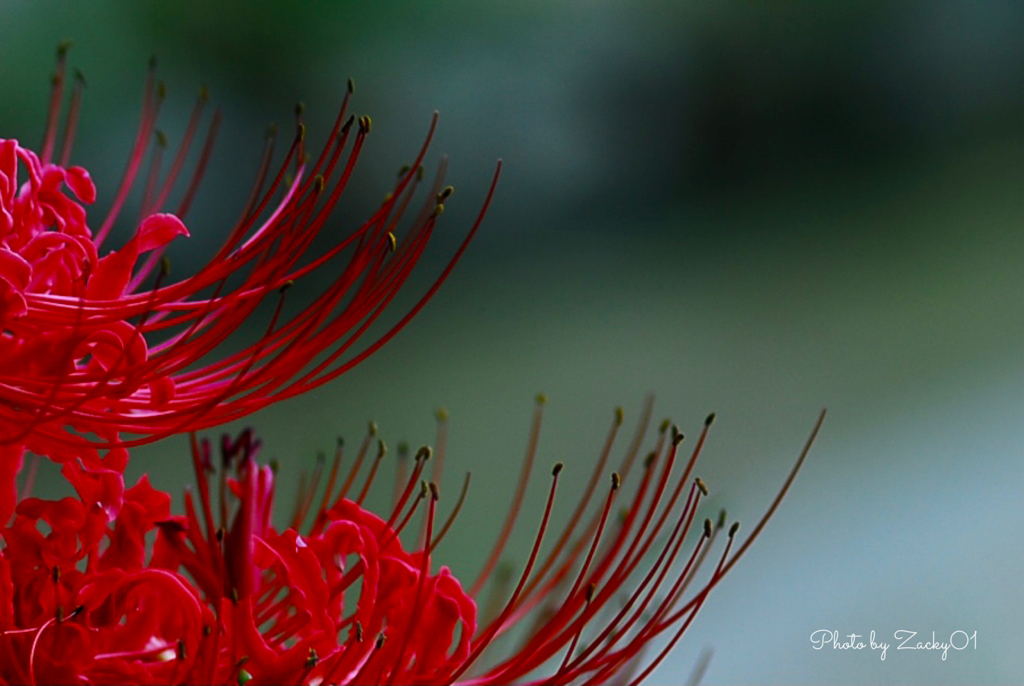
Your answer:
(387, 232), (397, 252)
(729, 521), (741, 538)
(643, 451), (657, 469)
(703, 517), (713, 538)
(358, 115), (372, 133)
(437, 185), (454, 203)
(415, 445), (432, 462)
(429, 481), (440, 501)
(696, 477), (709, 496)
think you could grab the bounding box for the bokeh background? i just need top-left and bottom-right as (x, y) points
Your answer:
(2, 1), (1022, 684)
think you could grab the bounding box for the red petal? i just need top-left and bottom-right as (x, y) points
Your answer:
(136, 213), (189, 253)
(64, 165), (96, 204)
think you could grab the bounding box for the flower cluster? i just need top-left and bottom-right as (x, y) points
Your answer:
(1, 401), (823, 685)
(0, 46), (824, 685)
(0, 45), (499, 454)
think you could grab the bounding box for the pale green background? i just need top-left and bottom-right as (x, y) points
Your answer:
(1, 2), (1021, 684)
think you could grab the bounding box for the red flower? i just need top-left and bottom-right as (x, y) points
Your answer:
(0, 45), (500, 453)
(0, 400), (825, 684)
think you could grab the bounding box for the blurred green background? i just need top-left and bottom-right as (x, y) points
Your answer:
(2, 1), (1021, 684)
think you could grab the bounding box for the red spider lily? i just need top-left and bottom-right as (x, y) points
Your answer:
(0, 399), (824, 684)
(0, 45), (500, 453)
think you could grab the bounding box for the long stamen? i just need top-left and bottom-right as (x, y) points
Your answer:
(40, 41), (71, 164)
(449, 462), (563, 683)
(57, 68), (85, 167)
(469, 393), (545, 596)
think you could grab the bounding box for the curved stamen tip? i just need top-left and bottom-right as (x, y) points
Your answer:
(386, 232), (397, 252)
(435, 406), (449, 423)
(368, 421), (379, 437)
(551, 462), (564, 477)
(296, 122), (306, 142)
(704, 518), (714, 538)
(535, 392), (548, 406)
(313, 174), (325, 193)
(611, 472), (621, 491)
(429, 482), (440, 501)
(437, 185), (455, 203)
(728, 521), (741, 538)
(415, 445), (432, 462)
(347, 77), (355, 94)
(614, 406), (624, 426)
(376, 438), (387, 459)
(696, 477), (709, 496)
(671, 425), (684, 445)
(358, 115), (372, 134)
(432, 203), (445, 218)
(704, 412), (717, 427)
(278, 279), (295, 294)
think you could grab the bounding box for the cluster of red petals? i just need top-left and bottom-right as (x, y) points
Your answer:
(0, 401), (823, 685)
(0, 48), (499, 453)
(0, 431), (476, 685)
